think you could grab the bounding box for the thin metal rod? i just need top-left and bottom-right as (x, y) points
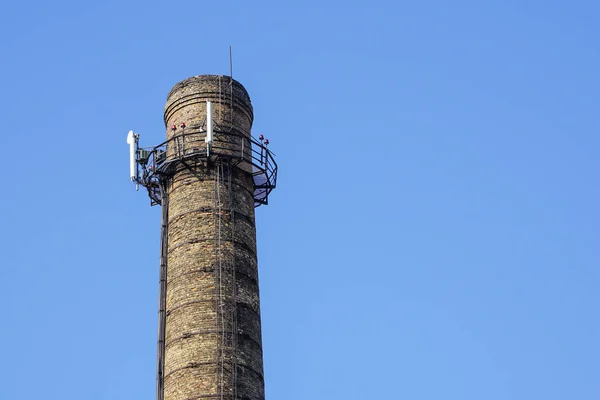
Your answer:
(229, 46), (233, 127)
(217, 162), (225, 400)
(213, 162), (224, 398)
(219, 76), (222, 123)
(229, 45), (233, 81)
(229, 163), (238, 400)
(156, 181), (169, 400)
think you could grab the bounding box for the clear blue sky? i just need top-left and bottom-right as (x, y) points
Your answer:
(1, 1), (599, 399)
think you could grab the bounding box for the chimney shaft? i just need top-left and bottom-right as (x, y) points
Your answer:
(161, 75), (265, 400)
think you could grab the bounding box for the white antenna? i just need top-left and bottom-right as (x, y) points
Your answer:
(127, 130), (139, 190)
(205, 101), (213, 156)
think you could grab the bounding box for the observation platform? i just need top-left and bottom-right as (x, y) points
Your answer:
(135, 127), (277, 207)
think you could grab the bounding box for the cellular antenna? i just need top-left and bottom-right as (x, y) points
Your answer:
(205, 100), (213, 155)
(127, 130), (139, 190)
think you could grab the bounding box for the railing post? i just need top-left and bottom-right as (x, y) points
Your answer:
(260, 145), (264, 166)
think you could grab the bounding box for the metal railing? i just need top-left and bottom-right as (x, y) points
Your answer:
(136, 128), (277, 207)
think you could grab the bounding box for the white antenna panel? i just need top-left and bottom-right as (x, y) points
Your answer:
(127, 130), (138, 181)
(206, 101), (213, 144)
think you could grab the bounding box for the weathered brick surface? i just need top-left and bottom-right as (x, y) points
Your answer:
(162, 75), (264, 400)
